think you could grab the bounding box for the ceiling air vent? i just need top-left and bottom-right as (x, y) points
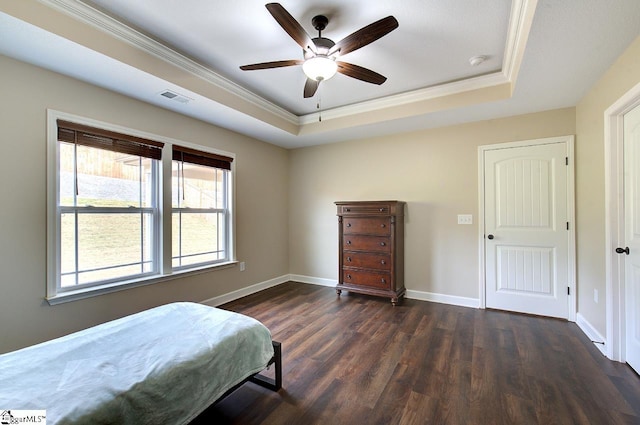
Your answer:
(159, 90), (191, 104)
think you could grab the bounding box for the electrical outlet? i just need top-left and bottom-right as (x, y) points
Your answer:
(594, 289), (598, 303)
(457, 214), (473, 225)
(239, 262), (246, 272)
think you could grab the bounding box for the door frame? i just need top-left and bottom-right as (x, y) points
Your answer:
(478, 136), (576, 321)
(604, 81), (640, 362)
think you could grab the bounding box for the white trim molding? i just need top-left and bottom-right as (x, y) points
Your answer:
(477, 135), (577, 321)
(576, 313), (607, 357)
(38, 0), (536, 129)
(46, 109), (238, 305)
(289, 274), (337, 288)
(40, 0), (298, 126)
(603, 80), (640, 362)
(298, 72), (510, 125)
(290, 277), (480, 308)
(502, 0), (538, 85)
(200, 275), (290, 307)
(405, 290), (480, 308)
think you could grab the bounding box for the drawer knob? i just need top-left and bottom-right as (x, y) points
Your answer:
(346, 223), (352, 227)
(379, 208), (384, 212)
(381, 278), (386, 283)
(347, 240), (352, 245)
(381, 260), (386, 265)
(346, 208), (351, 212)
(380, 242), (386, 246)
(381, 224), (386, 228)
(347, 257), (352, 262)
(346, 274), (352, 279)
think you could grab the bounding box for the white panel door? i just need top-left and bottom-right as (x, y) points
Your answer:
(624, 103), (640, 374)
(485, 142), (569, 318)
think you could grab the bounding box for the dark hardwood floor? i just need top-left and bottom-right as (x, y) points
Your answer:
(191, 282), (640, 425)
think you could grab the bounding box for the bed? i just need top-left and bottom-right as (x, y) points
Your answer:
(0, 302), (281, 424)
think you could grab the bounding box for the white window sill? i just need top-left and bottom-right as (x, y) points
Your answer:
(46, 261), (238, 305)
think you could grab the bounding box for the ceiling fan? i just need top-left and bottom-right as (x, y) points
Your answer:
(240, 3), (399, 98)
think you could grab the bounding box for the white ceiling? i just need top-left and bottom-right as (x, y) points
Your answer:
(1, 0), (639, 148)
(83, 0), (510, 115)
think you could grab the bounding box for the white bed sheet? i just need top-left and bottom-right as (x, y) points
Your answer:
(0, 302), (275, 424)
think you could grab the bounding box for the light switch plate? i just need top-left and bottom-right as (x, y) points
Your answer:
(458, 214), (473, 225)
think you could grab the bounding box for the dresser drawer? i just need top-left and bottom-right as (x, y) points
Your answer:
(343, 252), (391, 270)
(342, 269), (391, 289)
(343, 235), (391, 253)
(337, 203), (391, 216)
(343, 217), (390, 236)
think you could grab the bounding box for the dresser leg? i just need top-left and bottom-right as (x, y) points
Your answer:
(336, 289), (342, 296)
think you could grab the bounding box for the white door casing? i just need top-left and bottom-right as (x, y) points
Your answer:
(604, 80), (640, 363)
(623, 103), (640, 374)
(479, 136), (576, 320)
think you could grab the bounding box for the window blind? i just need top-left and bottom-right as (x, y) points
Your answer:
(172, 145), (233, 170)
(57, 120), (164, 160)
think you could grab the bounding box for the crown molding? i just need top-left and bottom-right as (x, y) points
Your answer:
(299, 71), (509, 125)
(37, 0), (535, 129)
(39, 0), (299, 126)
(502, 0), (538, 86)
(299, 0), (535, 124)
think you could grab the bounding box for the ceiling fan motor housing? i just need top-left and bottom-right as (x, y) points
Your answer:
(304, 37), (335, 59)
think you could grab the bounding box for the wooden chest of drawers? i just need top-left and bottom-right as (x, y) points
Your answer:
(335, 201), (405, 305)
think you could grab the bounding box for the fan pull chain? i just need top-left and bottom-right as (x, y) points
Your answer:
(317, 85), (322, 122)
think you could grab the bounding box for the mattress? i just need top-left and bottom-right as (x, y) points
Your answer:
(0, 302), (275, 424)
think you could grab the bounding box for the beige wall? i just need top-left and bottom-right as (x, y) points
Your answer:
(575, 35), (640, 336)
(289, 108), (576, 299)
(0, 55), (290, 353)
(3, 32), (639, 355)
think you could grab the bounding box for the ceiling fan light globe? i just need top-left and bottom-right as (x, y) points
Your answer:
(303, 57), (338, 82)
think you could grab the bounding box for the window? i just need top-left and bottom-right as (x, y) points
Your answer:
(172, 145), (232, 269)
(48, 113), (235, 303)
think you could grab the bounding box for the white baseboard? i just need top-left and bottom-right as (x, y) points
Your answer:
(405, 289), (480, 308)
(200, 275), (289, 307)
(576, 313), (607, 356)
(289, 274), (337, 287)
(290, 276), (480, 309)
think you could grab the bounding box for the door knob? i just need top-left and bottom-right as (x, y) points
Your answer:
(616, 247), (630, 255)
(487, 234), (494, 240)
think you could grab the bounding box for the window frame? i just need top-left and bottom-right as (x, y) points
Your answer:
(46, 110), (236, 305)
(171, 146), (232, 270)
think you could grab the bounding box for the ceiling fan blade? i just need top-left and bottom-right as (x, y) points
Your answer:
(304, 78), (320, 98)
(240, 59), (303, 71)
(329, 16), (398, 57)
(336, 61), (387, 85)
(266, 3), (317, 54)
